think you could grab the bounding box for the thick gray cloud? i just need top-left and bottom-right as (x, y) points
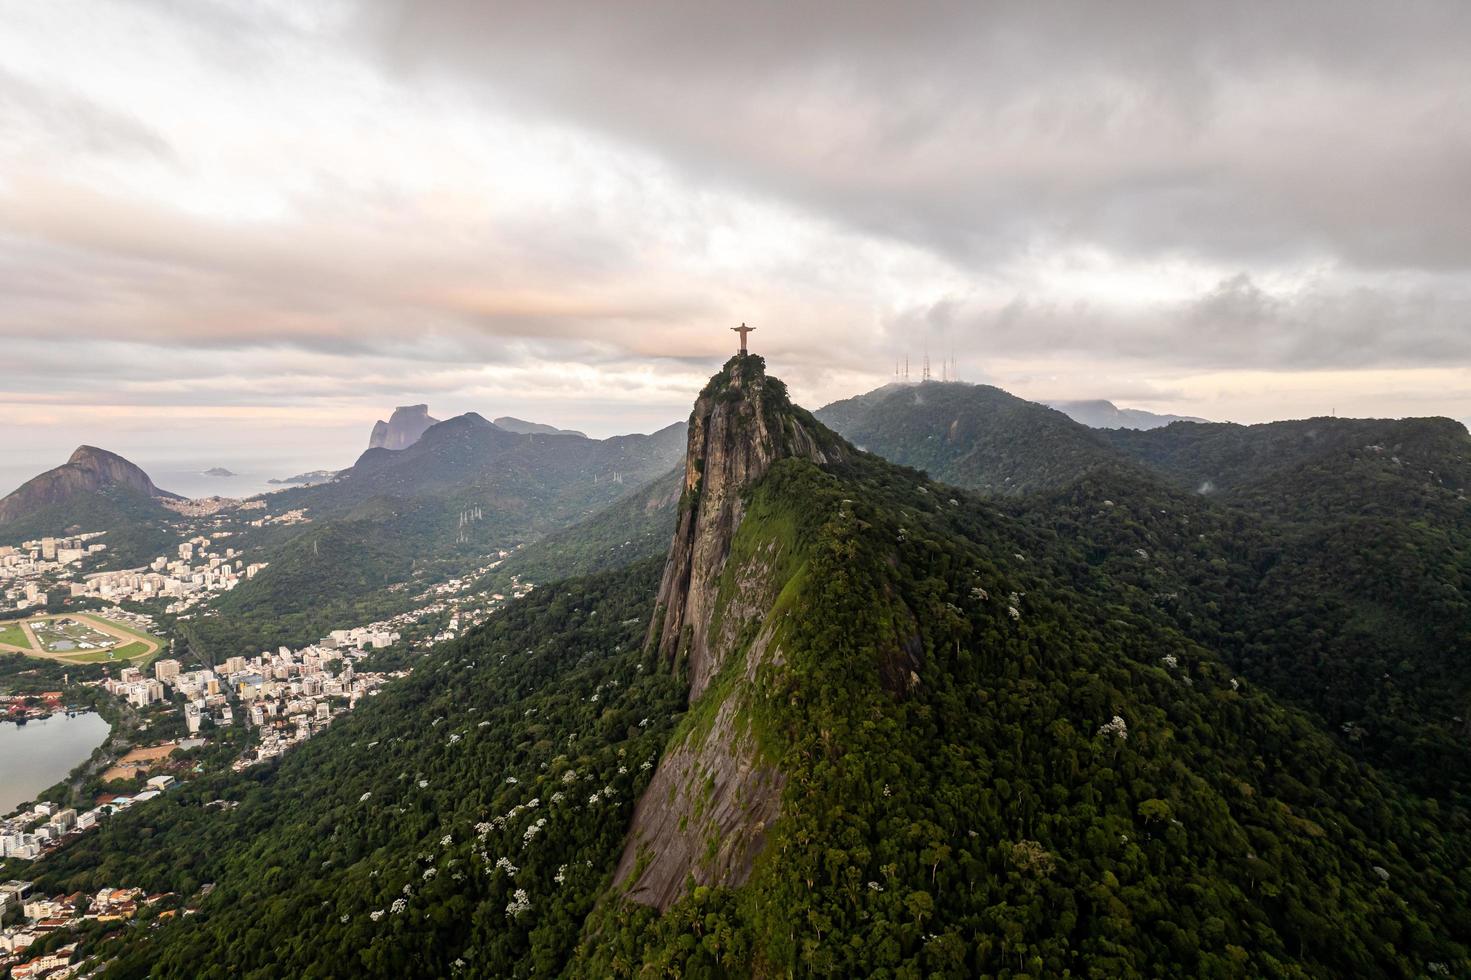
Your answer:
(2, 0), (1470, 468)
(890, 272), (1471, 372)
(367, 0), (1471, 272)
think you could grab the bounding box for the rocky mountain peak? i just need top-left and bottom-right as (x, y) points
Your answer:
(614, 355), (843, 909)
(648, 354), (841, 699)
(62, 446), (175, 498)
(0, 446), (179, 526)
(368, 404), (440, 451)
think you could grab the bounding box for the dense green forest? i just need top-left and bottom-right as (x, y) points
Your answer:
(1014, 457), (1471, 799)
(478, 467), (681, 597)
(819, 382), (1471, 800)
(36, 560), (687, 978)
(15, 372), (1471, 978)
(577, 450), (1471, 977)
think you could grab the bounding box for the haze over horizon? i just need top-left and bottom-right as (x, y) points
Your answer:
(4, 0), (1471, 466)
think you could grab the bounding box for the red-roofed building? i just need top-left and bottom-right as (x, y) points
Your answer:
(10, 943), (76, 979)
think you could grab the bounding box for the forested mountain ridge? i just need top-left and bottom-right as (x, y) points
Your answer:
(820, 382), (1471, 798)
(20, 362), (1471, 977)
(477, 466), (682, 596)
(815, 381), (1123, 494)
(1103, 414), (1471, 499)
(282, 412), (686, 519)
(183, 415), (688, 655)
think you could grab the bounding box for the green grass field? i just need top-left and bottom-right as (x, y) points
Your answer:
(91, 619), (165, 667)
(1, 614), (163, 666)
(31, 617), (116, 653)
(97, 617), (158, 643)
(60, 640), (152, 663)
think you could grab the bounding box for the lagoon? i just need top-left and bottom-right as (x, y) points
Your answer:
(0, 711), (110, 814)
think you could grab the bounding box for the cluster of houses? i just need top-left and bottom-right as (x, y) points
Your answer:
(1, 790), (173, 866)
(222, 638), (402, 770)
(244, 507), (309, 528)
(0, 880), (175, 977)
(403, 553), (534, 648)
(0, 692), (64, 724)
(90, 537), (266, 614)
(0, 536), (108, 612)
(0, 528), (267, 616)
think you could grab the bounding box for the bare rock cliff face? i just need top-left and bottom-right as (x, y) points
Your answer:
(647, 355), (837, 700)
(368, 404), (440, 451)
(614, 355), (841, 910)
(0, 446), (179, 524)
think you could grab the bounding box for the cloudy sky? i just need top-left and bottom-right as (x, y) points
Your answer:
(3, 0), (1470, 478)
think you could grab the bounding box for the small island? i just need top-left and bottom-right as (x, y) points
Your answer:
(202, 467), (236, 477)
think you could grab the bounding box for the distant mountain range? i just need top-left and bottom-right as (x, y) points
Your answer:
(48, 358), (1471, 978)
(492, 416), (588, 438)
(328, 412), (685, 515)
(191, 410), (689, 652)
(267, 469), (339, 486)
(1047, 398), (1207, 429)
(369, 404), (590, 451)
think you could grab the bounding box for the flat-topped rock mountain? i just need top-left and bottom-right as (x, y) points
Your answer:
(368, 404), (440, 451)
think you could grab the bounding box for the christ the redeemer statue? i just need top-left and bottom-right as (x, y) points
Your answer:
(733, 322), (755, 355)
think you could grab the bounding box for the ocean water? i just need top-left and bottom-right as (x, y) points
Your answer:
(144, 466), (304, 500)
(0, 455), (349, 503)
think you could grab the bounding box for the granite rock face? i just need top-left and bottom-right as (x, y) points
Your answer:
(368, 404), (440, 451)
(614, 355), (842, 910)
(0, 446), (180, 524)
(647, 355), (838, 699)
